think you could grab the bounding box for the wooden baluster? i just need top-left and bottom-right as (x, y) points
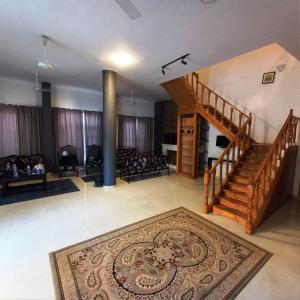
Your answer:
(208, 90), (211, 108)
(271, 152), (276, 179)
(219, 160), (223, 191)
(200, 85), (204, 106)
(212, 171), (216, 205)
(232, 143), (236, 171)
(246, 177), (254, 235)
(238, 112), (242, 129)
(203, 168), (210, 213)
(225, 151), (230, 181)
(248, 113), (252, 147)
(195, 74), (199, 95)
(221, 101), (225, 123)
(237, 138), (240, 163)
(267, 160), (272, 191)
(293, 118), (298, 143)
(229, 107), (234, 130)
(242, 127), (246, 154)
(214, 95), (218, 117)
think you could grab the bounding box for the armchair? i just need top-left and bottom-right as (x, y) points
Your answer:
(58, 145), (79, 177)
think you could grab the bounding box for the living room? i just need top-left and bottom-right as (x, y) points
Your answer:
(0, 1), (300, 300)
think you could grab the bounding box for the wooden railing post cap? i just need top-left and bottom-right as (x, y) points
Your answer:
(290, 109), (293, 115)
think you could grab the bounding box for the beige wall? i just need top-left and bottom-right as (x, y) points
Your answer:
(197, 43), (300, 196)
(197, 43), (300, 143)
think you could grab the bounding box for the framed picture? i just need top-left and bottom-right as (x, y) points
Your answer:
(262, 71), (276, 84)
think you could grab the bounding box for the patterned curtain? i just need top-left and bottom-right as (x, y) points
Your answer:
(118, 115), (136, 148)
(136, 117), (154, 153)
(53, 107), (84, 163)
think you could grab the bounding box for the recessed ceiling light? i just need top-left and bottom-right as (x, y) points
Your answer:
(109, 51), (135, 67)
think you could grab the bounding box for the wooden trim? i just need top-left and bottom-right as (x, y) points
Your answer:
(176, 113), (181, 175)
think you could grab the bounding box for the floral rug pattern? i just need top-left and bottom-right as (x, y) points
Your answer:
(50, 208), (271, 299)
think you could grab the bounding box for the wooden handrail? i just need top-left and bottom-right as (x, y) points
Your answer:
(245, 109), (298, 234)
(253, 109), (294, 184)
(186, 72), (250, 121)
(209, 120), (250, 175)
(203, 118), (252, 212)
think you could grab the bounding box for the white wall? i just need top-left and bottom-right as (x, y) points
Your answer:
(207, 125), (225, 158)
(197, 43), (300, 143)
(0, 76), (155, 117)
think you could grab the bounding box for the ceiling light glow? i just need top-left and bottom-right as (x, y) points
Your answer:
(109, 51), (135, 67)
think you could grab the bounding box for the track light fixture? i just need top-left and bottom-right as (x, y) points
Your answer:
(161, 53), (190, 75)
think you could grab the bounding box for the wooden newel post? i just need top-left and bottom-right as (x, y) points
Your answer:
(245, 177), (254, 235)
(203, 168), (210, 213)
(248, 113), (252, 147)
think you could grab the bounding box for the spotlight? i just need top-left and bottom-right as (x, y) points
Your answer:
(162, 68), (165, 75)
(181, 59), (187, 65)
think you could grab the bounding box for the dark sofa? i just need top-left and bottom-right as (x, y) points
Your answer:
(120, 153), (169, 183)
(0, 154), (47, 197)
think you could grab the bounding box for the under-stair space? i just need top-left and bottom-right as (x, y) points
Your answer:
(162, 71), (299, 234)
(176, 113), (209, 178)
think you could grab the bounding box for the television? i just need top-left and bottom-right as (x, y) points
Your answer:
(164, 133), (177, 145)
(216, 135), (230, 148)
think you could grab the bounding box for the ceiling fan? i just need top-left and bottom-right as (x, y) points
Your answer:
(115, 0), (141, 19)
(38, 35), (54, 70)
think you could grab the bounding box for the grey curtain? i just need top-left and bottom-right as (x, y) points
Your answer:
(0, 104), (19, 156)
(136, 117), (154, 153)
(18, 106), (41, 155)
(85, 110), (103, 146)
(118, 115), (136, 148)
(53, 107), (84, 163)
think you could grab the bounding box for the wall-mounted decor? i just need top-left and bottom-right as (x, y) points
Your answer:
(262, 71), (276, 84)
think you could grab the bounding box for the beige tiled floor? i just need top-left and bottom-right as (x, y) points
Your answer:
(0, 174), (299, 299)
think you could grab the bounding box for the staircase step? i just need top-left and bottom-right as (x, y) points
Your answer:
(223, 188), (248, 202)
(218, 196), (248, 214)
(238, 163), (261, 171)
(226, 181), (248, 192)
(231, 175), (250, 184)
(241, 157), (265, 164)
(236, 169), (256, 177)
(213, 204), (247, 225)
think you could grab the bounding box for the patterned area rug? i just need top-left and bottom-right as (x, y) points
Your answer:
(50, 208), (271, 299)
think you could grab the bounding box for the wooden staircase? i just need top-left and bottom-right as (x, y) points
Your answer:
(162, 73), (252, 142)
(162, 72), (299, 234)
(212, 144), (271, 226)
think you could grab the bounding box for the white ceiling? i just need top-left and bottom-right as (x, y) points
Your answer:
(0, 0), (299, 100)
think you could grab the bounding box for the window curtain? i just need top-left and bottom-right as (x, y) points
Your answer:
(0, 104), (19, 156)
(85, 110), (103, 146)
(17, 106), (41, 155)
(136, 117), (154, 153)
(53, 108), (84, 163)
(118, 115), (136, 148)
